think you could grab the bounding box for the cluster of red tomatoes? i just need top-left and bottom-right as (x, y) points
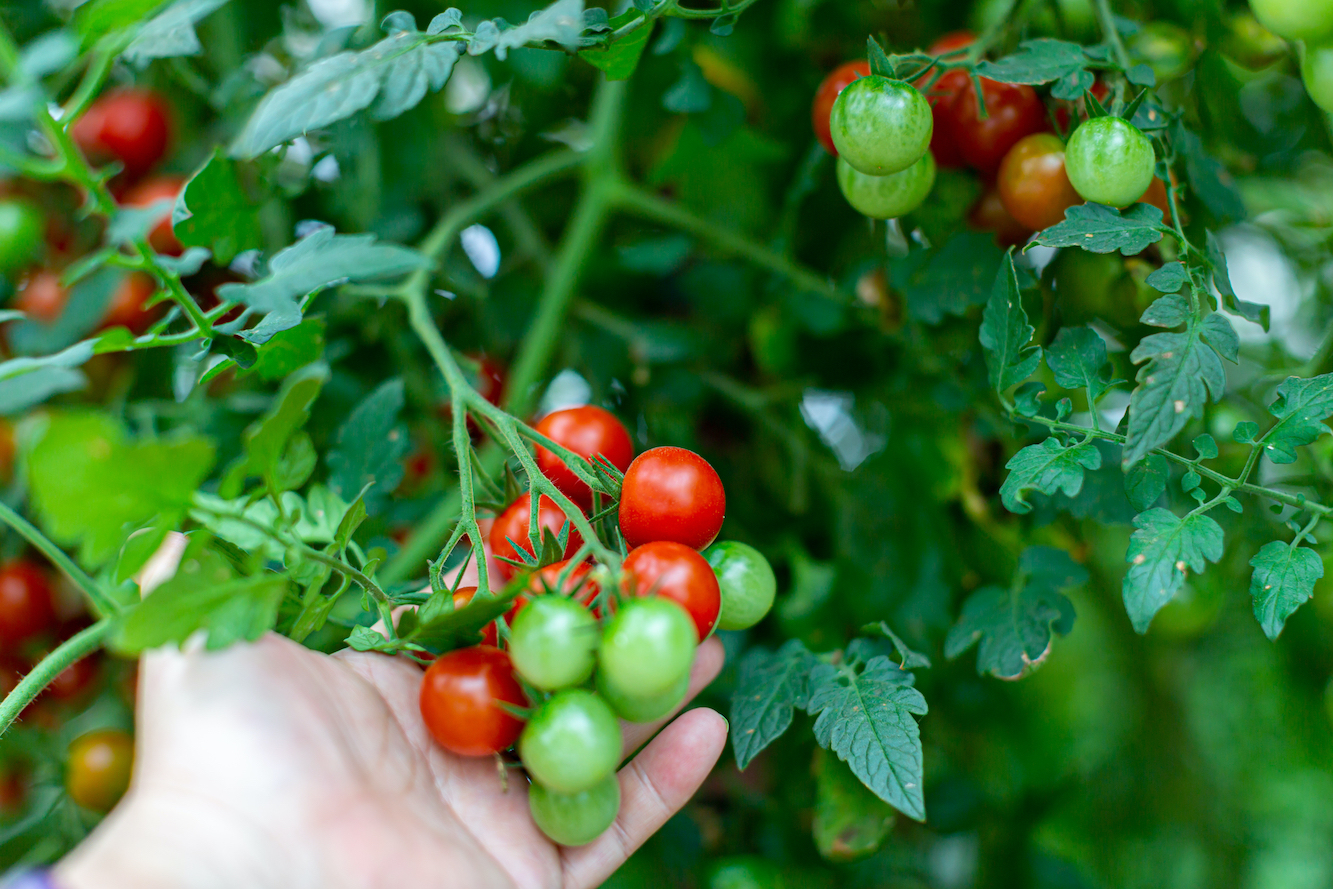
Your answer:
(0, 559), (133, 815)
(813, 33), (1167, 237)
(415, 404), (776, 847)
(0, 88), (192, 336)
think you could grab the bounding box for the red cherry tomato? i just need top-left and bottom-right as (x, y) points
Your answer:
(101, 273), (158, 334)
(812, 61), (870, 155)
(505, 559), (600, 626)
(1140, 175), (1172, 221)
(46, 652), (99, 700)
(622, 541), (722, 640)
(71, 90), (171, 181)
(914, 32), (975, 169)
(419, 645), (527, 756)
(618, 446), (726, 551)
(969, 187), (1033, 247)
(13, 270), (68, 324)
(0, 561), (56, 650)
(535, 405), (634, 510)
(451, 586), (498, 647)
(997, 133), (1084, 231)
(947, 79), (1047, 174)
(122, 176), (184, 256)
(488, 495), (584, 580)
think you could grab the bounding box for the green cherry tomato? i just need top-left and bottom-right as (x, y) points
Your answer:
(528, 774), (621, 846)
(704, 541), (776, 631)
(1064, 117), (1156, 209)
(706, 857), (789, 889)
(836, 152), (936, 220)
(599, 598), (697, 699)
(509, 596), (598, 691)
(598, 666), (689, 723)
(1303, 41), (1333, 112)
(519, 689), (622, 794)
(828, 75), (933, 176)
(1249, 0), (1333, 42)
(0, 199), (44, 279)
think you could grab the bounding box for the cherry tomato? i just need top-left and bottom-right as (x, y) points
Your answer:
(71, 90), (171, 181)
(969, 187), (1033, 246)
(489, 495), (584, 580)
(122, 176), (184, 256)
(618, 446), (726, 551)
(1139, 176), (1172, 220)
(505, 559), (600, 628)
(528, 774), (621, 847)
(1053, 81), (1109, 134)
(419, 645), (528, 756)
(997, 133), (1084, 231)
(534, 405), (634, 509)
(1129, 22), (1197, 83)
(812, 61), (870, 155)
(704, 541), (776, 631)
(915, 32), (975, 169)
(947, 79), (1047, 174)
(101, 273), (158, 334)
(0, 561), (56, 650)
(510, 596), (598, 691)
(599, 597), (696, 701)
(46, 651), (99, 700)
(836, 152), (936, 220)
(1303, 41), (1333, 113)
(598, 668), (689, 724)
(1249, 0), (1333, 42)
(1065, 117), (1156, 208)
(13, 270), (68, 324)
(518, 689), (621, 793)
(707, 857), (789, 889)
(451, 586), (498, 647)
(66, 729), (134, 812)
(621, 541), (722, 641)
(0, 199), (43, 278)
(829, 76), (933, 175)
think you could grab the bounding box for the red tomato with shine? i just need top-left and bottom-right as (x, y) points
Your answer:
(14, 270), (68, 324)
(535, 405), (634, 509)
(71, 90), (171, 181)
(947, 79), (1047, 174)
(997, 133), (1084, 231)
(915, 32), (975, 168)
(618, 446), (725, 551)
(0, 561), (56, 649)
(419, 645), (527, 756)
(622, 541), (721, 640)
(488, 495), (584, 580)
(101, 273), (158, 334)
(812, 61), (870, 155)
(122, 177), (184, 256)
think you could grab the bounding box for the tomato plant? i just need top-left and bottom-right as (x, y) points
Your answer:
(828, 76), (933, 176)
(947, 77), (1047, 173)
(1065, 116), (1157, 208)
(619, 447), (726, 551)
(916, 32), (976, 169)
(836, 153), (936, 220)
(996, 133), (1084, 231)
(0, 199), (43, 278)
(488, 495), (584, 579)
(599, 597), (697, 701)
(811, 61), (870, 156)
(518, 689), (622, 794)
(508, 595), (598, 691)
(622, 541), (723, 641)
(534, 405), (634, 509)
(70, 89), (170, 182)
(703, 541), (776, 631)
(0, 562), (56, 650)
(419, 646), (527, 757)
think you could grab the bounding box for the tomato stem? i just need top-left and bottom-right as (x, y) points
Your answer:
(0, 620), (110, 737)
(0, 502), (116, 617)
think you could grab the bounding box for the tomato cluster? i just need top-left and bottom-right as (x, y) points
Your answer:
(416, 405), (776, 846)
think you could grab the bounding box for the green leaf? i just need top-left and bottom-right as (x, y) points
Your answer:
(109, 538), (285, 654)
(1046, 325), (1118, 403)
(0, 366), (86, 415)
(861, 621), (931, 669)
(979, 251), (1041, 395)
(243, 365), (328, 490)
(468, 0), (597, 60)
(1192, 433), (1218, 460)
(662, 60), (712, 114)
(943, 546), (1082, 680)
(893, 231), (1005, 325)
(1204, 230), (1268, 329)
(1172, 122), (1246, 224)
(122, 0), (230, 64)
(326, 379), (411, 513)
(74, 0), (167, 47)
(975, 39), (1089, 85)
(1032, 203), (1165, 255)
(245, 318), (325, 381)
(114, 525), (170, 585)
(866, 36), (895, 79)
(171, 150), (262, 264)
(579, 13), (651, 80)
(1261, 373), (1333, 464)
(807, 656), (928, 821)
(1000, 437), (1103, 514)
(730, 639), (816, 770)
(1145, 261), (1188, 293)
(1122, 508), (1224, 633)
(407, 584), (520, 652)
(813, 749), (895, 862)
(25, 412), (215, 568)
(216, 227), (428, 344)
(1250, 541), (1324, 641)
(1124, 453), (1169, 511)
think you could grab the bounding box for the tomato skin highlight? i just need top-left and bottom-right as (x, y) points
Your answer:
(812, 61), (870, 155)
(66, 729), (134, 812)
(997, 133), (1084, 231)
(0, 561), (57, 650)
(618, 446), (725, 551)
(622, 541), (722, 641)
(71, 89), (171, 181)
(829, 76), (933, 176)
(534, 405), (634, 509)
(836, 152), (936, 220)
(947, 78), (1047, 174)
(0, 199), (44, 278)
(122, 176), (184, 256)
(704, 541), (777, 631)
(1065, 117), (1157, 208)
(489, 495), (584, 580)
(519, 689), (622, 794)
(419, 645), (528, 756)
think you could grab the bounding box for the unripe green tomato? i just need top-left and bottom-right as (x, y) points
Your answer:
(1129, 22), (1197, 82)
(828, 75), (932, 175)
(1249, 0), (1333, 42)
(528, 774), (621, 846)
(704, 541), (776, 631)
(1303, 41), (1333, 112)
(837, 152), (936, 220)
(706, 857), (788, 889)
(598, 666), (689, 723)
(509, 595), (598, 691)
(1064, 117), (1156, 208)
(519, 689), (622, 794)
(0, 199), (44, 279)
(599, 597), (696, 698)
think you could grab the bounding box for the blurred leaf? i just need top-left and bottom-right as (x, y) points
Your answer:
(246, 318), (325, 381)
(1250, 540), (1323, 641)
(1122, 508), (1224, 633)
(1124, 453), (1169, 510)
(813, 749), (894, 862)
(979, 251), (1041, 394)
(1145, 261), (1188, 293)
(1173, 122), (1246, 224)
(1261, 373), (1333, 464)
(663, 59), (712, 113)
(731, 639), (816, 769)
(1204, 230), (1268, 329)
(243, 365), (327, 491)
(19, 32), (79, 79)
(468, 0), (592, 60)
(892, 231), (1004, 324)
(0, 366), (85, 414)
(122, 0), (230, 63)
(326, 379), (411, 513)
(976, 39), (1089, 85)
(8, 269), (124, 357)
(173, 150), (263, 264)
(1033, 203), (1165, 255)
(579, 12), (651, 80)
(1001, 437), (1103, 514)
(0, 340), (96, 384)
(1046, 325), (1119, 403)
(74, 0), (167, 47)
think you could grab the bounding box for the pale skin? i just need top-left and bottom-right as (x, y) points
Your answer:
(54, 535), (728, 889)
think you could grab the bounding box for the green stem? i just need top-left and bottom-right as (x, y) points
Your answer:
(0, 502), (115, 617)
(0, 621), (110, 737)
(381, 491), (462, 586)
(1092, 0), (1133, 70)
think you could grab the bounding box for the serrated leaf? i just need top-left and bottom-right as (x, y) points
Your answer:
(243, 365), (327, 490)
(975, 39), (1089, 85)
(1261, 373), (1333, 464)
(944, 546), (1082, 679)
(893, 231), (1005, 324)
(122, 0), (230, 63)
(1124, 453), (1169, 510)
(578, 12), (651, 80)
(1250, 541), (1323, 640)
(407, 583), (520, 651)
(468, 0), (589, 60)
(327, 379), (410, 514)
(862, 621), (931, 670)
(813, 749), (894, 862)
(1033, 203), (1165, 255)
(1000, 437), (1102, 514)
(807, 656), (927, 821)
(1122, 508), (1224, 633)
(1145, 261), (1188, 293)
(216, 227), (428, 344)
(731, 639), (816, 770)
(1047, 325), (1117, 403)
(172, 150), (262, 264)
(979, 251), (1041, 394)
